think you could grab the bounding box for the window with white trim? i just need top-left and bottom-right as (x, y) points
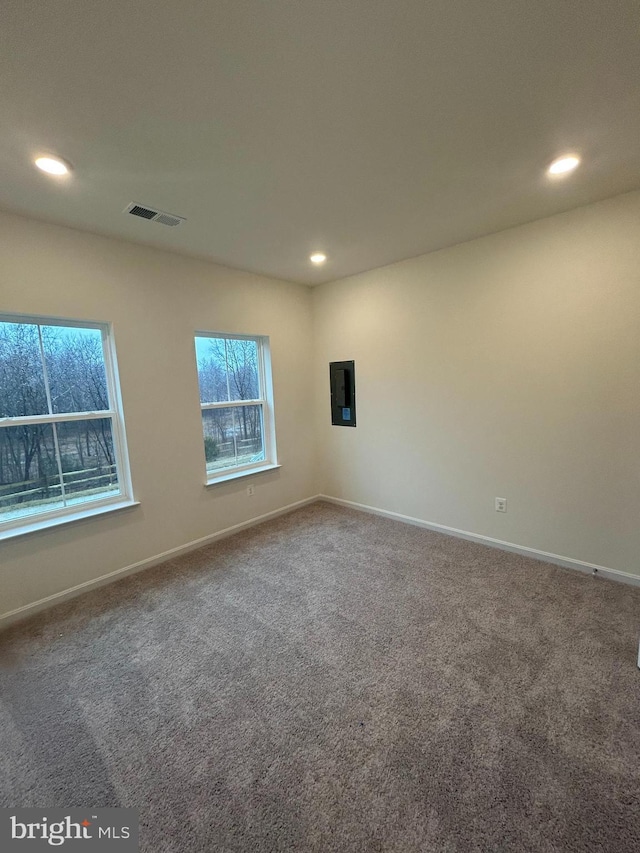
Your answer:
(0, 315), (133, 534)
(194, 333), (277, 482)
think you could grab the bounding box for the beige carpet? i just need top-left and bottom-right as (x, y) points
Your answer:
(1, 501), (639, 852)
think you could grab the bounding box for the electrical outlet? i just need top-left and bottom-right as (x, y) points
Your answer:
(247, 484), (255, 497)
(495, 497), (507, 513)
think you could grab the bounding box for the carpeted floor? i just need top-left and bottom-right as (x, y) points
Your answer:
(1, 501), (639, 852)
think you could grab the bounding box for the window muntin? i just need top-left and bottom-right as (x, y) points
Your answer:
(0, 316), (132, 530)
(195, 334), (275, 480)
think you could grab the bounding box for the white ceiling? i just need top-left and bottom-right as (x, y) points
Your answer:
(1, 0), (639, 285)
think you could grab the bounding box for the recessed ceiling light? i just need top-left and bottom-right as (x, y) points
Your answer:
(547, 155), (580, 176)
(310, 252), (327, 265)
(34, 155), (71, 176)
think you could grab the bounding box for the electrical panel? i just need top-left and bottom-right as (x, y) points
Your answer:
(329, 360), (356, 427)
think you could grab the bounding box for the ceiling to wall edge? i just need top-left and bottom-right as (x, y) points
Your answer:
(1, 187), (639, 291)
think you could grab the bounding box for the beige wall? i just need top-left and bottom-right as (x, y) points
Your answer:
(0, 212), (316, 619)
(313, 191), (640, 576)
(2, 189), (639, 622)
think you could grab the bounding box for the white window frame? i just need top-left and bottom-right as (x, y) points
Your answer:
(194, 332), (278, 485)
(0, 313), (135, 540)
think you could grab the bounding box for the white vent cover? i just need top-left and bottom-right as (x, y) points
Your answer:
(124, 203), (186, 227)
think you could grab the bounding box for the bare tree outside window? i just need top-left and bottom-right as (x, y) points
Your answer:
(194, 334), (275, 480)
(0, 317), (131, 531)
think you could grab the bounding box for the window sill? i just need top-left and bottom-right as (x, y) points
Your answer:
(205, 463), (281, 487)
(0, 499), (140, 543)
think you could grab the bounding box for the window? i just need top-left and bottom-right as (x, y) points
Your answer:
(0, 315), (133, 536)
(194, 333), (277, 482)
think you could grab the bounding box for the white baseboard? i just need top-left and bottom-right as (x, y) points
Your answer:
(319, 494), (640, 588)
(0, 495), (321, 630)
(4, 492), (638, 631)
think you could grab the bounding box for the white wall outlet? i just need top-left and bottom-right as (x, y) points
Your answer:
(247, 484), (255, 496)
(495, 497), (507, 512)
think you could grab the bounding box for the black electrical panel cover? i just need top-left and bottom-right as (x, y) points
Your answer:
(330, 360), (356, 427)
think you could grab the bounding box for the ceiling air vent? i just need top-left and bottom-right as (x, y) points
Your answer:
(124, 203), (186, 227)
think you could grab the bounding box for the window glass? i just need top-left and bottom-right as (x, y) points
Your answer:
(195, 334), (273, 481)
(42, 325), (109, 413)
(0, 316), (132, 532)
(0, 322), (48, 417)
